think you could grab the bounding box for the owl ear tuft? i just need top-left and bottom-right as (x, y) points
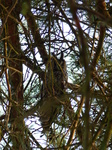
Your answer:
(60, 51), (64, 60)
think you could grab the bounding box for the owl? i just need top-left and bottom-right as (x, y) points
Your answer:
(39, 52), (67, 133)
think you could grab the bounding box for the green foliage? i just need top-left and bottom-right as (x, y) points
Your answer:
(0, 0), (112, 149)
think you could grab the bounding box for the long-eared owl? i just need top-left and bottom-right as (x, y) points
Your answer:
(39, 52), (67, 132)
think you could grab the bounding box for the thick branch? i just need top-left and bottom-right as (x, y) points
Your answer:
(25, 10), (48, 64)
(92, 0), (110, 69)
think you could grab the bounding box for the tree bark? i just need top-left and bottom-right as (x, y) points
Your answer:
(4, 0), (25, 149)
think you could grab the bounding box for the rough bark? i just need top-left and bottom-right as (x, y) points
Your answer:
(4, 0), (25, 149)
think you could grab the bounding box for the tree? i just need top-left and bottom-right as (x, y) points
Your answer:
(0, 0), (112, 149)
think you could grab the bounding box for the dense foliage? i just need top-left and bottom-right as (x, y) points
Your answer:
(0, 0), (112, 149)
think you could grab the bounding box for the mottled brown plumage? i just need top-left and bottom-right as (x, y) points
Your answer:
(39, 52), (67, 133)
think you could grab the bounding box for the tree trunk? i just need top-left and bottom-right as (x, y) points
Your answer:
(4, 0), (24, 149)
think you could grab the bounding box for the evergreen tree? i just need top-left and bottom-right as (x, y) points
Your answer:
(0, 0), (112, 149)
